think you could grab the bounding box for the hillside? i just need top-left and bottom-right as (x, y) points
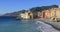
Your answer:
(3, 5), (58, 16)
(3, 10), (26, 16)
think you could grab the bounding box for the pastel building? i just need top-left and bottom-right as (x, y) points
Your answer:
(45, 9), (55, 19)
(39, 5), (60, 22)
(38, 12), (42, 18)
(18, 11), (34, 19)
(40, 8), (56, 19)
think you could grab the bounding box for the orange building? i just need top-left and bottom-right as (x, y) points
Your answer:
(41, 11), (46, 18)
(40, 8), (56, 19)
(45, 9), (55, 19)
(39, 7), (60, 22)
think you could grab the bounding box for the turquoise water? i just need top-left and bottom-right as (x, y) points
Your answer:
(0, 18), (39, 32)
(1, 16), (59, 32)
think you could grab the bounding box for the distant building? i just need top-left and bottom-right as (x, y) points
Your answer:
(45, 9), (55, 19)
(38, 6), (60, 22)
(18, 11), (33, 20)
(40, 8), (56, 19)
(17, 5), (60, 21)
(38, 12), (42, 18)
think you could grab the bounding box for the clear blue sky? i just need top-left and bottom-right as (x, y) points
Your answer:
(0, 0), (60, 14)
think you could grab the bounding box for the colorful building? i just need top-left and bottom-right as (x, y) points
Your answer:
(45, 9), (55, 19)
(38, 7), (60, 22)
(40, 9), (55, 19)
(18, 11), (34, 20)
(37, 11), (43, 18)
(17, 5), (60, 21)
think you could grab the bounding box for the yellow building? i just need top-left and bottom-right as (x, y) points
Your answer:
(19, 11), (33, 19)
(45, 9), (55, 19)
(37, 9), (56, 19)
(20, 12), (30, 19)
(38, 12), (42, 18)
(45, 8), (60, 22)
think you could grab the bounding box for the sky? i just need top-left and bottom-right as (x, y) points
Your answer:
(0, 0), (60, 14)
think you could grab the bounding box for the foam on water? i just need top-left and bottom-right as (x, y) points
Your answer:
(36, 21), (60, 32)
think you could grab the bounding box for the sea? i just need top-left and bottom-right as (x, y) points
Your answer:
(0, 16), (39, 32)
(0, 16), (59, 32)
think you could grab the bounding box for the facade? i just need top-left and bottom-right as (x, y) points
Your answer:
(38, 12), (42, 18)
(19, 11), (33, 19)
(41, 11), (46, 18)
(17, 5), (60, 21)
(45, 9), (55, 19)
(39, 7), (60, 21)
(41, 9), (55, 18)
(20, 12), (30, 19)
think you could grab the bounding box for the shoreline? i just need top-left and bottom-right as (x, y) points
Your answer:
(15, 18), (60, 31)
(38, 18), (60, 31)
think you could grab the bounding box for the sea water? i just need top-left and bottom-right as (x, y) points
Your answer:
(0, 16), (39, 32)
(0, 16), (59, 32)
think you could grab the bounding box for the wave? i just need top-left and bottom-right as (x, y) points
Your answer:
(36, 21), (60, 32)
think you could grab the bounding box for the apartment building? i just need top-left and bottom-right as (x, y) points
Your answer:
(19, 11), (33, 20)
